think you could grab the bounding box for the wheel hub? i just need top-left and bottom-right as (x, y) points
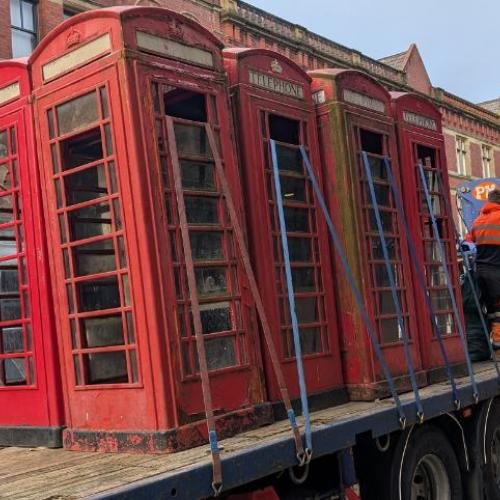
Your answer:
(410, 454), (451, 500)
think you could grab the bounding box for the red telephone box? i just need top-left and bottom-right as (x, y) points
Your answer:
(224, 48), (345, 411)
(0, 59), (63, 446)
(310, 69), (425, 400)
(30, 7), (271, 453)
(391, 92), (465, 381)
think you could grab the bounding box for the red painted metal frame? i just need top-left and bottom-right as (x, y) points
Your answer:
(0, 59), (63, 444)
(310, 69), (425, 400)
(390, 92), (465, 378)
(224, 48), (344, 405)
(29, 7), (270, 453)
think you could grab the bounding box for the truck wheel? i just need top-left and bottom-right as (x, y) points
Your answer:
(485, 399), (500, 499)
(395, 426), (463, 500)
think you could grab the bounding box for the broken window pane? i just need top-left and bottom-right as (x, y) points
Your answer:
(81, 315), (124, 348)
(85, 351), (128, 384)
(57, 92), (99, 136)
(165, 88), (207, 122)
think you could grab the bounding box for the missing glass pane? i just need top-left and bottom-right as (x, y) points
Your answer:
(360, 129), (383, 155)
(164, 88), (207, 122)
(81, 315), (124, 348)
(269, 115), (300, 144)
(60, 128), (103, 171)
(276, 145), (302, 173)
(417, 145), (437, 169)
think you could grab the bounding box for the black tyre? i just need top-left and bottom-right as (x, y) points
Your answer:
(357, 425), (463, 500)
(484, 399), (500, 499)
(395, 426), (463, 500)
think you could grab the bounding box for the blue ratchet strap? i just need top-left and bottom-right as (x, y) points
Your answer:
(383, 157), (460, 408)
(270, 140), (313, 456)
(435, 171), (500, 383)
(299, 146), (407, 428)
(417, 163), (479, 401)
(362, 152), (424, 422)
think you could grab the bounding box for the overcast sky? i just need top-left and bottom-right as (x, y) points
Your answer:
(247, 0), (498, 104)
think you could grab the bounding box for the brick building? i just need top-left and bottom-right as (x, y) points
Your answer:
(2, 0), (500, 230)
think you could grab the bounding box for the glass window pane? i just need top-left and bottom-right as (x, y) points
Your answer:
(77, 276), (120, 312)
(0, 164), (11, 191)
(74, 238), (116, 276)
(0, 131), (7, 158)
(0, 269), (18, 294)
(64, 164), (107, 205)
(11, 29), (35, 58)
(21, 0), (35, 30)
(379, 290), (397, 315)
(288, 238), (311, 262)
(10, 0), (21, 26)
(195, 267), (227, 297)
(284, 207), (309, 232)
(299, 327), (322, 355)
(185, 196), (218, 224)
(295, 297), (317, 324)
(0, 298), (21, 320)
(280, 175), (306, 202)
(369, 209), (393, 233)
(2, 326), (23, 353)
(291, 267), (315, 291)
(4, 357), (25, 385)
(81, 315), (124, 348)
(205, 336), (236, 371)
(84, 351), (127, 384)
(190, 232), (223, 260)
(276, 145), (302, 173)
(199, 302), (231, 334)
(380, 317), (401, 343)
(174, 124), (211, 158)
(68, 202), (112, 241)
(431, 289), (451, 311)
(57, 92), (99, 136)
(372, 237), (396, 260)
(181, 161), (215, 191)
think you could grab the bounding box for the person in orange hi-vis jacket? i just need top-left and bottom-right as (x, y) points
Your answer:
(470, 189), (500, 349)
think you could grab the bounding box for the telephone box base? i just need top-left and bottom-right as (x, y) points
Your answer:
(0, 426), (63, 448)
(427, 362), (468, 385)
(63, 403), (274, 453)
(346, 370), (428, 401)
(272, 387), (348, 421)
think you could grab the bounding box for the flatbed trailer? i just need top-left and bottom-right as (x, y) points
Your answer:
(2, 361), (499, 499)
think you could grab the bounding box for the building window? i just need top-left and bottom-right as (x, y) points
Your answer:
(482, 144), (492, 178)
(63, 7), (80, 19)
(455, 136), (467, 176)
(10, 0), (37, 58)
